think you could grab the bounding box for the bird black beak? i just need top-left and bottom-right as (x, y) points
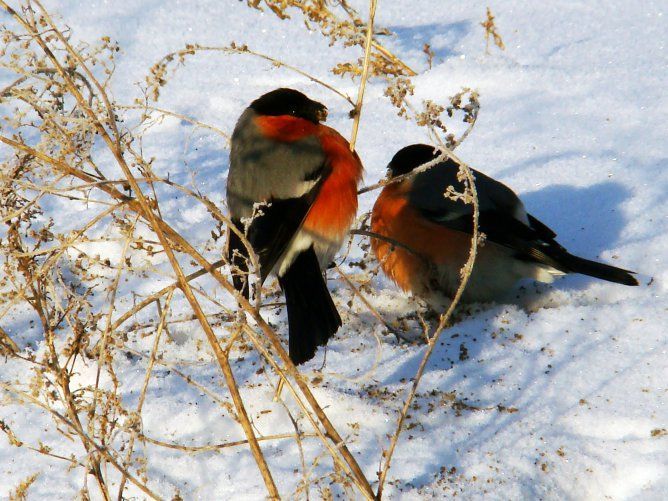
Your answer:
(316, 106), (328, 123)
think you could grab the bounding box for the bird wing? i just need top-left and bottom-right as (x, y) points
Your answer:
(246, 163), (331, 282)
(409, 159), (567, 270)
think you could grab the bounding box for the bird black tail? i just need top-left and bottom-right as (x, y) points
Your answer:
(278, 246), (342, 365)
(559, 252), (638, 286)
(227, 219), (250, 299)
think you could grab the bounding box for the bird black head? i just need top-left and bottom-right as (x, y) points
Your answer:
(249, 88), (328, 124)
(387, 144), (441, 178)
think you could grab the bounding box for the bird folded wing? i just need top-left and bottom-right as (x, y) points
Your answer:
(246, 163), (331, 282)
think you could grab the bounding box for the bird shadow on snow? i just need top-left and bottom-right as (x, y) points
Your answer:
(385, 21), (471, 61)
(521, 180), (631, 254)
(520, 180), (638, 296)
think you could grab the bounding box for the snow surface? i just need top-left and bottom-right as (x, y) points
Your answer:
(1, 0), (667, 499)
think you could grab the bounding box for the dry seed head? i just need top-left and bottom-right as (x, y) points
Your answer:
(481, 7), (506, 54)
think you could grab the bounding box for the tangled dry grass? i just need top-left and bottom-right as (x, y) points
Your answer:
(0, 1), (503, 498)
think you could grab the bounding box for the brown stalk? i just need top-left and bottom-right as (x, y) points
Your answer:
(4, 198), (112, 499)
(119, 103), (230, 143)
(349, 228), (425, 258)
(32, 3), (120, 143)
(371, 41), (417, 76)
(108, 259), (226, 333)
(334, 264), (408, 342)
(121, 345), (235, 416)
(0, 173), (68, 225)
(375, 141), (480, 498)
(151, 173), (261, 280)
(349, 0), (377, 151)
(357, 149), (449, 195)
(21, 442), (86, 468)
(0, 202), (124, 323)
(0, 326), (20, 354)
(239, 324), (374, 500)
(89, 213), (138, 451)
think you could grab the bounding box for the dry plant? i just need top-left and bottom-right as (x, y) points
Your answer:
(247, 0), (415, 77)
(481, 7), (506, 54)
(8, 472), (39, 500)
(0, 0), (487, 498)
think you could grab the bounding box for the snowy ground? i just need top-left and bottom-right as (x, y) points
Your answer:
(1, 0), (667, 499)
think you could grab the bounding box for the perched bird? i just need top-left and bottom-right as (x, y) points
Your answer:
(226, 88), (363, 364)
(370, 144), (638, 306)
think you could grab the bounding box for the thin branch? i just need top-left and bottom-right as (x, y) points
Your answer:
(349, 0), (377, 151)
(349, 229), (425, 259)
(151, 43), (355, 107)
(335, 265), (410, 343)
(1, 383), (161, 500)
(140, 431), (316, 453)
(375, 142), (480, 498)
(117, 290), (174, 500)
(238, 324), (374, 500)
(89, 213), (139, 447)
(120, 345), (236, 416)
(108, 259), (226, 333)
(0, 326), (20, 354)
(371, 40), (417, 76)
(119, 103), (230, 143)
(357, 150), (449, 195)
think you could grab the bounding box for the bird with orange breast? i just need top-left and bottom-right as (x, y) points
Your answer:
(370, 144), (638, 307)
(226, 88), (363, 364)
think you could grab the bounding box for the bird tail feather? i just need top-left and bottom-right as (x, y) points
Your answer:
(279, 246), (341, 365)
(559, 252), (638, 286)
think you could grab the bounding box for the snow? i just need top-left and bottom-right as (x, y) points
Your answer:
(1, 0), (667, 499)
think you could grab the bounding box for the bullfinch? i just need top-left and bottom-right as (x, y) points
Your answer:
(370, 144), (638, 306)
(226, 88), (363, 364)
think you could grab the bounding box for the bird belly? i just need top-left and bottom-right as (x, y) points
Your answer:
(430, 242), (565, 304)
(433, 246), (523, 303)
